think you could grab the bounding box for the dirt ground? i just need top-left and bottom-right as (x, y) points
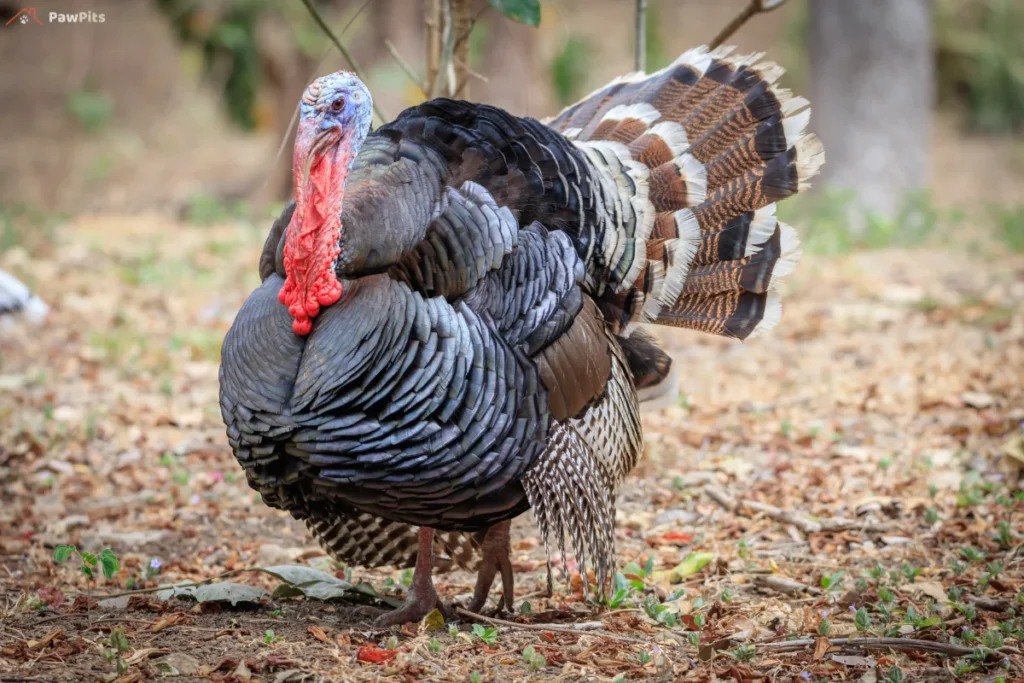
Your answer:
(1, 208), (1022, 683)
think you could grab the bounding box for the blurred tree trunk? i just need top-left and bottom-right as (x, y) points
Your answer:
(809, 0), (934, 229)
(476, 9), (541, 115)
(254, 14), (317, 208)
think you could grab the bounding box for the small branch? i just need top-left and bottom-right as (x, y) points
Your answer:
(71, 568), (246, 600)
(708, 0), (788, 51)
(634, 0), (647, 72)
(754, 574), (822, 597)
(299, 0), (388, 124)
(743, 500), (822, 534)
(453, 54), (489, 83)
(705, 486), (737, 512)
(757, 636), (1022, 661)
(430, 0), (458, 98)
(455, 608), (648, 644)
(385, 39), (427, 95)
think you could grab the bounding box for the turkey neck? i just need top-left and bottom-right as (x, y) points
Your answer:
(278, 127), (358, 336)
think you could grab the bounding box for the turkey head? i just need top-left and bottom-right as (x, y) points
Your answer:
(278, 72), (372, 335)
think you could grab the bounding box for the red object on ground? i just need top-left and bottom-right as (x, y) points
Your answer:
(356, 644), (398, 663)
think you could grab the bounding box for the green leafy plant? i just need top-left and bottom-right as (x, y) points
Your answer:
(487, 0), (540, 26)
(263, 629), (283, 644)
(101, 627), (130, 675)
(54, 545), (120, 586)
(722, 643), (757, 663)
(66, 88), (114, 130)
(820, 571), (845, 592)
(429, 636), (443, 653)
(855, 607), (872, 632)
(960, 546), (986, 562)
(472, 623), (499, 646)
(522, 645), (546, 671)
(550, 35), (591, 107)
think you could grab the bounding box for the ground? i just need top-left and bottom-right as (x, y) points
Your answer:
(1, 210), (1022, 683)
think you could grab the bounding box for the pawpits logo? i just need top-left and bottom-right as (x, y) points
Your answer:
(5, 7), (106, 25)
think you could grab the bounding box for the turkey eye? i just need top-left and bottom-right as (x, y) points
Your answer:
(331, 97), (345, 113)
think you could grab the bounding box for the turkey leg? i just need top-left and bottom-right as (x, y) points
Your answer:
(467, 519), (514, 613)
(368, 526), (442, 627)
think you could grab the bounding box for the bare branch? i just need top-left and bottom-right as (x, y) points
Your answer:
(385, 39), (427, 95)
(634, 0), (647, 72)
(299, 0), (388, 124)
(708, 0), (788, 51)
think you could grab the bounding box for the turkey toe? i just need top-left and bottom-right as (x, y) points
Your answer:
(467, 520), (514, 613)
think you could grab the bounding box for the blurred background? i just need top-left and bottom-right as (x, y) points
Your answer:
(0, 0), (1021, 244)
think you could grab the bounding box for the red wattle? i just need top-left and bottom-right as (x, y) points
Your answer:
(279, 139), (351, 336)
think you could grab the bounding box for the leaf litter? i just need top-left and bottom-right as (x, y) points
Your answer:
(1, 216), (1023, 681)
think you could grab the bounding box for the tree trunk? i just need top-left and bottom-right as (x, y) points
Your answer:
(809, 0), (934, 229)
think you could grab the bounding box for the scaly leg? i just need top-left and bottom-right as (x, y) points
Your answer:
(467, 520), (514, 613)
(368, 526), (442, 627)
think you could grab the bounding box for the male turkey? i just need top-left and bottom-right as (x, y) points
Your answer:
(220, 46), (822, 626)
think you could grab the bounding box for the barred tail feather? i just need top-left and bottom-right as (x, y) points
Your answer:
(523, 423), (616, 601)
(550, 45), (822, 341)
(306, 513), (482, 572)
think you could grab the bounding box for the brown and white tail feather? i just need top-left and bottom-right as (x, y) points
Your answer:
(549, 45), (823, 341)
(306, 514), (482, 572)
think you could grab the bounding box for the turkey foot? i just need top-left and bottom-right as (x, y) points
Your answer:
(467, 520), (514, 614)
(362, 527), (445, 627)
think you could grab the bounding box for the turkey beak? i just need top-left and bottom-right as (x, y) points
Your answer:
(301, 125), (342, 187)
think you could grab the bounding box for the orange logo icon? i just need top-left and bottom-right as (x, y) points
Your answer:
(6, 7), (43, 25)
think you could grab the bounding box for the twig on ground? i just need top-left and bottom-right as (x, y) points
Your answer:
(968, 595), (1017, 613)
(299, 0), (387, 124)
(705, 487), (822, 534)
(705, 486), (737, 512)
(757, 636), (1022, 661)
(753, 574), (822, 597)
(743, 500), (822, 534)
(455, 607), (648, 644)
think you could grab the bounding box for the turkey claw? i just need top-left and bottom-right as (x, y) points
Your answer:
(356, 597), (456, 628)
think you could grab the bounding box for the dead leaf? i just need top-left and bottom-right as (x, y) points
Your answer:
(156, 653), (200, 676)
(28, 628), (63, 649)
(419, 608), (446, 632)
(812, 636), (831, 661)
(232, 659), (253, 683)
(125, 647), (169, 665)
(831, 654), (876, 667)
(306, 625), (331, 643)
(901, 581), (948, 604)
(650, 551), (715, 583)
(960, 392), (995, 409)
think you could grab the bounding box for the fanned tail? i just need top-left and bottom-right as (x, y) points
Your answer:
(548, 45), (822, 341)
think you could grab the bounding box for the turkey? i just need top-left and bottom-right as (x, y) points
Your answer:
(220, 45), (822, 626)
(0, 267), (48, 325)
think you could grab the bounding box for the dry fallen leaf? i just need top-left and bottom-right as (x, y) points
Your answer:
(306, 625), (331, 643)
